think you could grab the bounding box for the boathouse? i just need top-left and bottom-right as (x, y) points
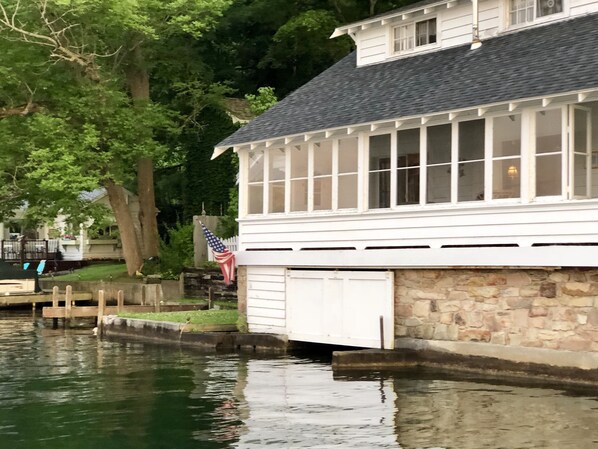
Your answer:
(214, 0), (598, 366)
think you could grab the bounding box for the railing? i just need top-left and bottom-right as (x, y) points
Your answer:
(1, 239), (60, 263)
(208, 236), (238, 262)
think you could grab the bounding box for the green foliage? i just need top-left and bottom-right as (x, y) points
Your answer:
(245, 87), (278, 116)
(118, 309), (238, 326)
(158, 222), (195, 277)
(53, 263), (129, 281)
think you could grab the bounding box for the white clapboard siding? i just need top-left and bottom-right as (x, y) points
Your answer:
(356, 27), (387, 66)
(238, 200), (598, 267)
(246, 266), (286, 334)
(570, 0), (598, 15)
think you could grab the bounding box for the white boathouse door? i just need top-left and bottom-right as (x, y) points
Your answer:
(286, 270), (394, 349)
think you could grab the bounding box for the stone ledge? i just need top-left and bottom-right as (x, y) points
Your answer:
(332, 339), (598, 386)
(101, 316), (289, 352)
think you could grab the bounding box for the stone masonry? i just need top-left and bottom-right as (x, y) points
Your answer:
(395, 268), (598, 353)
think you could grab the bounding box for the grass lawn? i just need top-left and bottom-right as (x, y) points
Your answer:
(117, 309), (238, 326)
(52, 263), (131, 282)
(178, 298), (238, 310)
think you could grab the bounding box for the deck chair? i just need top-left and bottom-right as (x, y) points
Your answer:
(36, 260), (46, 275)
(23, 263), (30, 270)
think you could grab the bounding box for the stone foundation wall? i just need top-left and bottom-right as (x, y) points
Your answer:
(395, 269), (598, 352)
(181, 267), (237, 301)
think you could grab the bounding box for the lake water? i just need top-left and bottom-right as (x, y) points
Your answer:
(1, 312), (598, 449)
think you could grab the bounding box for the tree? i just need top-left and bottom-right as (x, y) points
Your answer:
(0, 0), (231, 275)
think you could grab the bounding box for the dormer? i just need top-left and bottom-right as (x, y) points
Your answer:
(331, 0), (597, 67)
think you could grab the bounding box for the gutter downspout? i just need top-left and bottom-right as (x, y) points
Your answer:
(471, 0), (482, 49)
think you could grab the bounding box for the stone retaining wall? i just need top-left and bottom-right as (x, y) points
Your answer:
(395, 268), (598, 353)
(182, 267), (237, 301)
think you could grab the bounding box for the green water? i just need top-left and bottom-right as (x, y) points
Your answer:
(1, 313), (598, 449)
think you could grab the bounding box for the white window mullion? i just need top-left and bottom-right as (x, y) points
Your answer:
(332, 139), (339, 210)
(358, 132), (367, 212)
(284, 147), (291, 213)
(307, 142), (314, 213)
(451, 121), (459, 204)
(521, 109), (532, 202)
(390, 131), (397, 207)
(420, 126), (427, 205)
(263, 149), (270, 215)
(485, 118), (493, 202)
(564, 105), (572, 199)
(239, 150), (249, 217)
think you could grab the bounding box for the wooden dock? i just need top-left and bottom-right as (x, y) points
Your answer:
(1, 289), (91, 307)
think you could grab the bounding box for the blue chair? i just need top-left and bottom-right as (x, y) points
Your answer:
(37, 260), (46, 275)
(23, 263), (30, 270)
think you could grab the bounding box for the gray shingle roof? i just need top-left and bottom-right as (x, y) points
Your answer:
(218, 13), (598, 148)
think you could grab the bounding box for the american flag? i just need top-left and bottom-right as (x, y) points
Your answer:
(201, 223), (236, 285)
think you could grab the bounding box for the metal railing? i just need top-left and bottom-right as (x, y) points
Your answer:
(1, 239), (60, 263)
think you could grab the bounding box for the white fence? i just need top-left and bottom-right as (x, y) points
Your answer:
(208, 236), (238, 262)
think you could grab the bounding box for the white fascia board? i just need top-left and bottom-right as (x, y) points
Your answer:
(215, 86), (598, 158)
(236, 246), (598, 268)
(330, 0), (452, 39)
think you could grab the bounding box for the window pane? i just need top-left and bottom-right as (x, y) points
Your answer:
(537, 0), (562, 17)
(536, 109), (562, 154)
(269, 181), (285, 213)
(369, 134), (391, 209)
(269, 149), (286, 181)
(314, 176), (332, 210)
(427, 124), (451, 164)
(338, 174), (358, 209)
(290, 144), (308, 178)
(397, 129), (420, 168)
(369, 171), (391, 208)
(459, 119), (485, 161)
(397, 168), (419, 205)
(493, 159), (520, 199)
(574, 154), (588, 197)
(248, 184), (263, 214)
(248, 150), (264, 182)
(458, 161), (484, 202)
(290, 179), (307, 212)
(427, 165), (451, 203)
(574, 109), (589, 153)
(314, 141), (332, 176)
(339, 138), (358, 174)
(493, 115), (521, 157)
(536, 154), (561, 196)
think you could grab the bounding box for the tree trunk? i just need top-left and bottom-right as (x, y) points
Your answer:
(105, 181), (143, 276)
(126, 44), (160, 259)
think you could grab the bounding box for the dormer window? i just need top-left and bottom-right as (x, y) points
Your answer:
(509, 0), (563, 26)
(393, 18), (437, 54)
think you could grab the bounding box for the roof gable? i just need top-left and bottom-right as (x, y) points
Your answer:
(217, 13), (598, 148)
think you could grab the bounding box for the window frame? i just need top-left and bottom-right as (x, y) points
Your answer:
(505, 0), (567, 29)
(391, 16), (439, 56)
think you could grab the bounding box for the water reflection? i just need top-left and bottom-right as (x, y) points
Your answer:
(0, 313), (597, 449)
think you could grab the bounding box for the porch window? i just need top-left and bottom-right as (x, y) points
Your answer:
(313, 141), (333, 211)
(427, 124), (451, 204)
(338, 138), (359, 209)
(290, 144), (308, 212)
(458, 119), (485, 202)
(268, 148), (286, 213)
(492, 115), (521, 199)
(393, 18), (436, 53)
(535, 109), (562, 197)
(248, 149), (264, 214)
(509, 0), (562, 26)
(396, 128), (420, 205)
(369, 134), (391, 209)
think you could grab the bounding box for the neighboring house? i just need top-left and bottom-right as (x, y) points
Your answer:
(214, 0), (598, 367)
(0, 188), (140, 262)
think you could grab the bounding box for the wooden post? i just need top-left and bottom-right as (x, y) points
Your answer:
(208, 287), (213, 309)
(65, 285), (73, 327)
(117, 290), (124, 313)
(52, 286), (59, 329)
(379, 315), (385, 350)
(97, 290), (105, 336)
